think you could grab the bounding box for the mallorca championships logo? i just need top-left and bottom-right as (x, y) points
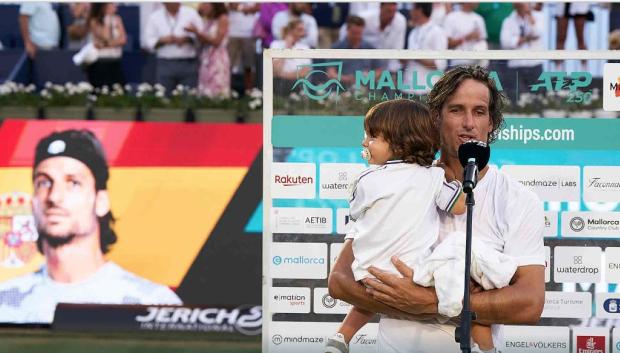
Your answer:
(292, 61), (346, 101)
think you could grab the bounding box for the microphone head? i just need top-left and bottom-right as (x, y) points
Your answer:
(458, 140), (490, 169)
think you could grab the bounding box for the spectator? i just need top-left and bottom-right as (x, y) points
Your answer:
(66, 3), (91, 50)
(270, 19), (311, 82)
(19, 2), (60, 59)
(228, 3), (259, 93)
(430, 2), (452, 26)
(86, 3), (127, 89)
(312, 3), (348, 49)
(329, 15), (382, 87)
(500, 3), (545, 101)
(144, 2), (203, 93)
(271, 3), (318, 48)
(339, 3), (407, 72)
(186, 3), (230, 98)
(554, 3), (591, 70)
(609, 29), (620, 63)
(475, 2), (514, 49)
(402, 3), (448, 95)
(443, 3), (488, 67)
(253, 3), (287, 49)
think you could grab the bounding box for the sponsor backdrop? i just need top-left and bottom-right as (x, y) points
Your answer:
(0, 119), (263, 323)
(264, 57), (620, 352)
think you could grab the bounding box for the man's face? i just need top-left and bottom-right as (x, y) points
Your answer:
(439, 79), (493, 159)
(347, 24), (364, 45)
(461, 3), (478, 12)
(380, 4), (397, 24)
(32, 157), (101, 245)
(164, 2), (180, 14)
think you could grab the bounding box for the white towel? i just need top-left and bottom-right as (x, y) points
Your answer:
(413, 231), (518, 317)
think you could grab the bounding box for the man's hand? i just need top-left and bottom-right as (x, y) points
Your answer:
(362, 256), (438, 315)
(25, 41), (37, 59)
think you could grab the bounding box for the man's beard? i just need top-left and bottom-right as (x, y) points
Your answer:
(291, 8), (303, 16)
(37, 230), (77, 249)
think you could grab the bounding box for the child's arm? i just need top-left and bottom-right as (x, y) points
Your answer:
(436, 164), (466, 215)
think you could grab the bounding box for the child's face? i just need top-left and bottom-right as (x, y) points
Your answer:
(362, 131), (393, 165)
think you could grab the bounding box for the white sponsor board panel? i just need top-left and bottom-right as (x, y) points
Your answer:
(272, 163), (316, 199)
(572, 327), (609, 353)
(606, 247), (620, 283)
(542, 291), (592, 318)
(503, 326), (569, 353)
(545, 246), (551, 283)
(544, 211), (558, 238)
(336, 208), (351, 235)
(271, 242), (328, 279)
(269, 321), (377, 353)
(501, 165), (580, 201)
(313, 287), (352, 314)
(553, 246), (602, 283)
(330, 242), (344, 272)
(603, 63), (620, 111)
(562, 212), (620, 238)
(584, 166), (620, 202)
(595, 292), (620, 319)
(270, 287), (311, 314)
(271, 207), (332, 234)
(319, 163), (366, 199)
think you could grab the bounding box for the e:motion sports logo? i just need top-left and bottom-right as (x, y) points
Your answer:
(292, 61), (346, 101)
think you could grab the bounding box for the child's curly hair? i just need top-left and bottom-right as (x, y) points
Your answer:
(364, 99), (438, 166)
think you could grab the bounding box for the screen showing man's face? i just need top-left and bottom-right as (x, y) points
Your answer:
(32, 157), (98, 245)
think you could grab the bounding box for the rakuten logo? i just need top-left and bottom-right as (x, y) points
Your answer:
(274, 175), (314, 186)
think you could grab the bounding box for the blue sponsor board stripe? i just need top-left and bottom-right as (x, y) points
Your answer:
(272, 116), (620, 150)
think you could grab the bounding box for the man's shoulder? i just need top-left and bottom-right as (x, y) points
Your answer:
(492, 166), (541, 204)
(0, 269), (44, 293)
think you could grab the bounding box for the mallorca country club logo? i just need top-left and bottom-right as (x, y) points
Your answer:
(292, 61), (346, 101)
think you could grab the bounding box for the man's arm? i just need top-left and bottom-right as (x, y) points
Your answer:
(19, 15), (36, 58)
(328, 240), (437, 321)
(365, 259), (545, 325)
(471, 265), (545, 325)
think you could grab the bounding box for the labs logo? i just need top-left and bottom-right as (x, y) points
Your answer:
(292, 61), (346, 101)
(603, 63), (620, 111)
(570, 217), (585, 232)
(576, 336), (605, 353)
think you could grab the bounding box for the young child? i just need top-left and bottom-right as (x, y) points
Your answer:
(325, 99), (514, 353)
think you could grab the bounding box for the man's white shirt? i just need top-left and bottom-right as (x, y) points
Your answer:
(0, 262), (182, 323)
(144, 5), (203, 58)
(271, 11), (319, 48)
(377, 165), (545, 352)
(443, 10), (488, 67)
(403, 21), (448, 95)
(500, 10), (545, 68)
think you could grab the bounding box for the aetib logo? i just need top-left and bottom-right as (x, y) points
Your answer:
(570, 217), (585, 232)
(603, 63), (620, 111)
(292, 61), (346, 101)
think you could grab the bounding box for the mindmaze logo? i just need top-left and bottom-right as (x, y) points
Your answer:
(570, 217), (585, 232)
(292, 61), (346, 101)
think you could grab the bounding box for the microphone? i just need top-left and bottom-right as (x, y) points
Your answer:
(458, 140), (490, 193)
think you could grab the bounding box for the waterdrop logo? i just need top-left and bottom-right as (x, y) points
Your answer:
(291, 61), (346, 101)
(272, 256), (282, 265)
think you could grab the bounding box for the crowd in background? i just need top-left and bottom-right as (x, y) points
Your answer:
(9, 2), (620, 99)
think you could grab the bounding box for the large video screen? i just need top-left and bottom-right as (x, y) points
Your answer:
(0, 120), (262, 324)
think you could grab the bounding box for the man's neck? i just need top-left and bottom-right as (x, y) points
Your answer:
(44, 235), (106, 283)
(416, 17), (430, 27)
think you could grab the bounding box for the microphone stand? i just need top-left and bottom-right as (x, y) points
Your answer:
(455, 162), (477, 353)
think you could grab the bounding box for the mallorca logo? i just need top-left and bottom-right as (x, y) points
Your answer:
(570, 217), (585, 232)
(291, 61), (346, 101)
(0, 192), (38, 269)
